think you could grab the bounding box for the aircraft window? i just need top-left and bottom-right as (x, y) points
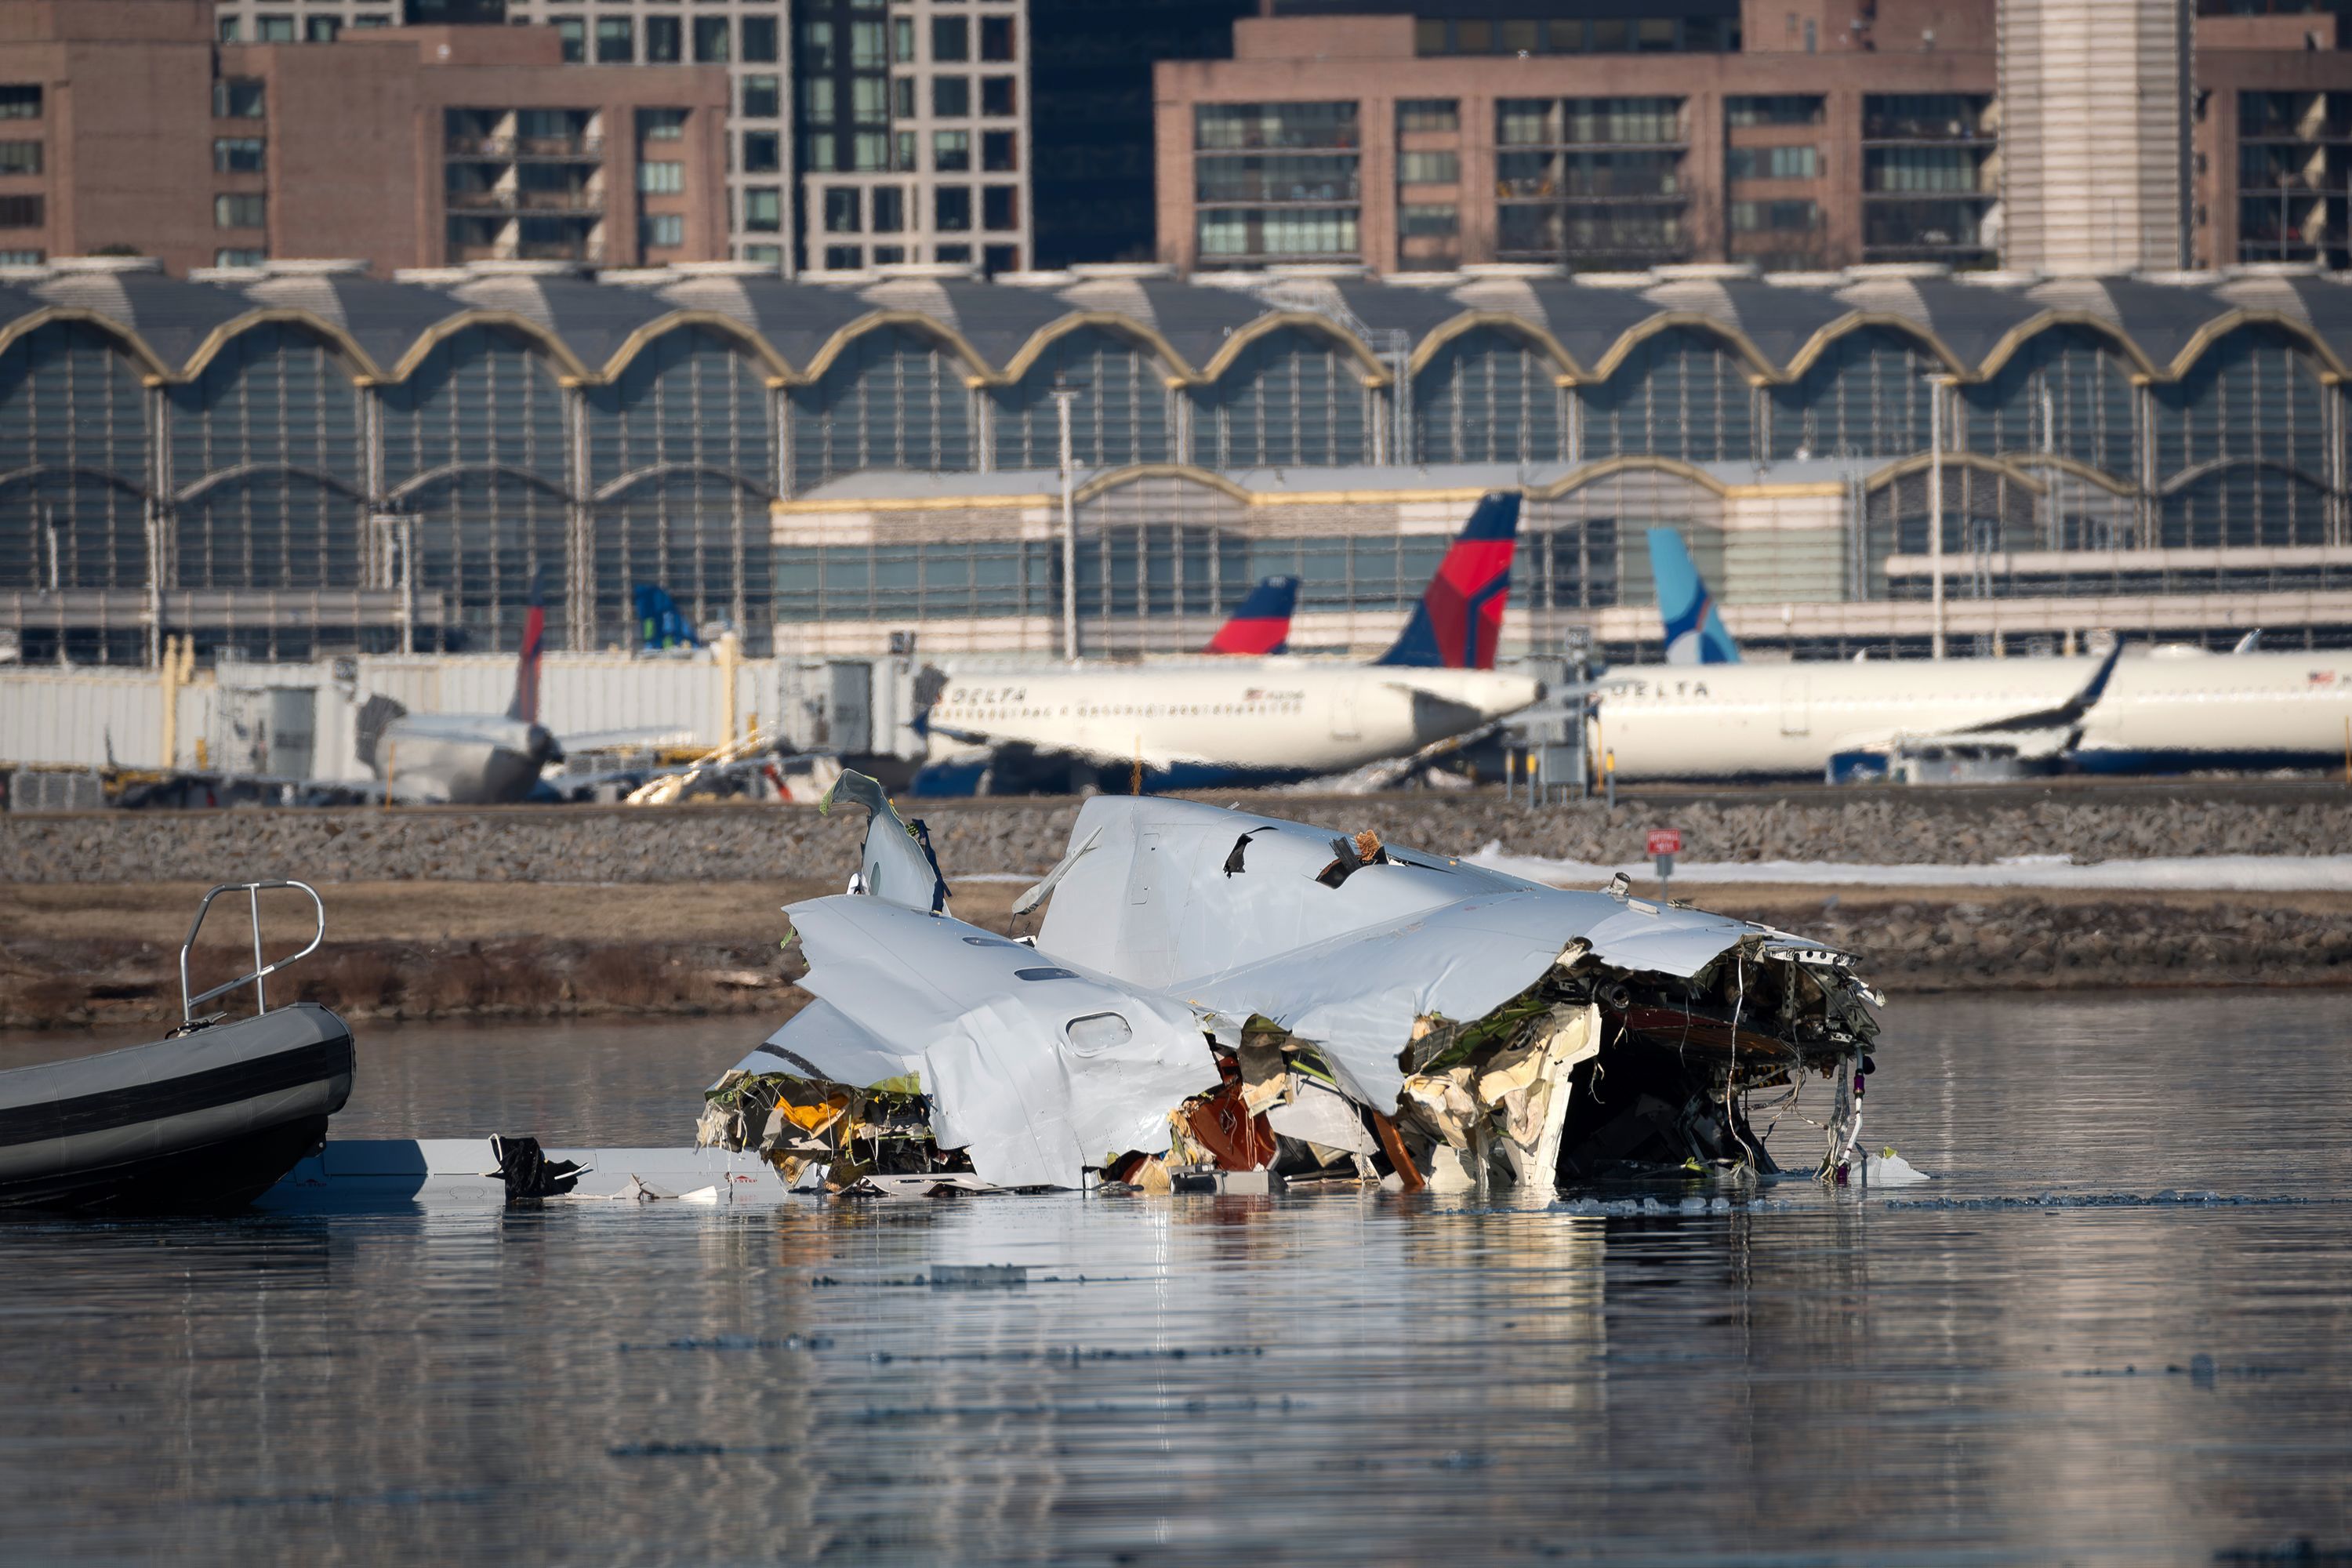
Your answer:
(1014, 966), (1078, 982)
(1064, 1011), (1132, 1056)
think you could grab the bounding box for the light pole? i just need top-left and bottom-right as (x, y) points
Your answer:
(1050, 378), (1084, 662)
(1926, 372), (1955, 660)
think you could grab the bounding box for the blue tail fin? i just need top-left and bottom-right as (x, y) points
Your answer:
(1647, 527), (1739, 665)
(1374, 492), (1520, 669)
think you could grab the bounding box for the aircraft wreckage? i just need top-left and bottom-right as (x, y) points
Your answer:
(699, 775), (1885, 1196)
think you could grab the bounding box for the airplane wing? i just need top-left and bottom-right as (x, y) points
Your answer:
(1828, 641), (2125, 759)
(555, 727), (698, 753)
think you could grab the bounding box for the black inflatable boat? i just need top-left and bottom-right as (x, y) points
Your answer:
(0, 881), (356, 1214)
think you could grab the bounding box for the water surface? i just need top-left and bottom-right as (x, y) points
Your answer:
(2, 992), (2347, 1564)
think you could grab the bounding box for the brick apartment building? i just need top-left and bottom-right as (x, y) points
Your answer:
(1152, 0), (2352, 274)
(0, 0), (728, 275)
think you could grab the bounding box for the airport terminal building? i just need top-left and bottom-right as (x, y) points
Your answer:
(5, 252), (2352, 666)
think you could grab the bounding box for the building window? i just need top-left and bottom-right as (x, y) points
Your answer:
(801, 78), (835, 118)
(892, 16), (915, 62)
(0, 249), (42, 264)
(982, 185), (1018, 231)
(554, 17), (586, 61)
(853, 77), (890, 122)
(935, 186), (972, 230)
(1396, 99), (1458, 133)
(693, 16), (729, 62)
(933, 130), (970, 171)
(0, 140), (42, 175)
(984, 242), (1019, 274)
(212, 137), (264, 174)
(1401, 202), (1457, 236)
(639, 161), (684, 194)
(852, 132), (890, 170)
(873, 186), (905, 231)
(646, 15), (681, 62)
(936, 243), (971, 263)
(872, 244), (905, 264)
(742, 131), (780, 173)
(257, 16), (296, 42)
(353, 14), (390, 29)
(933, 15), (969, 60)
(744, 187), (782, 231)
(981, 76), (1015, 118)
(305, 16), (339, 42)
(215, 247), (266, 267)
(1726, 145), (1818, 180)
(1196, 103), (1358, 151)
(742, 74), (779, 118)
(891, 77), (916, 118)
(597, 18), (633, 62)
(982, 129), (1017, 172)
(933, 76), (970, 118)
(804, 134), (837, 172)
(1196, 207), (1358, 259)
(219, 16), (241, 41)
(742, 16), (779, 63)
(893, 130), (917, 170)
(641, 109), (686, 141)
(824, 188), (862, 232)
(1728, 96), (1823, 128)
(0, 85), (42, 121)
(0, 194), (44, 228)
(742, 244), (782, 264)
(979, 15), (1014, 60)
(1729, 198), (1819, 232)
(1398, 151), (1457, 184)
(214, 192), (267, 230)
(641, 212), (684, 249)
(213, 79), (266, 118)
(824, 245), (864, 270)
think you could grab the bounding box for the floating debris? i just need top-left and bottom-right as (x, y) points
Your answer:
(700, 775), (1888, 1198)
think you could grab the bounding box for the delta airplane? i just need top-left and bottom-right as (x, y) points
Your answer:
(912, 493), (1542, 793)
(1595, 531), (2352, 780)
(354, 590), (566, 804)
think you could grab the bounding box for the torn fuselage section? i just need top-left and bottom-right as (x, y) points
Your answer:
(704, 780), (1884, 1195)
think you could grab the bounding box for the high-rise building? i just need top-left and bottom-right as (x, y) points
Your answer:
(1149, 0), (2352, 274)
(0, 0), (728, 274)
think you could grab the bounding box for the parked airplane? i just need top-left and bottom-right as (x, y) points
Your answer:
(911, 494), (1541, 793)
(1594, 532), (2352, 779)
(355, 595), (561, 804)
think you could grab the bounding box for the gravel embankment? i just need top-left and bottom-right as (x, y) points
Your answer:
(6, 789), (2350, 884)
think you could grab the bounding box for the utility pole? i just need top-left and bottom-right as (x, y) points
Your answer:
(1051, 379), (1083, 662)
(1926, 374), (1954, 659)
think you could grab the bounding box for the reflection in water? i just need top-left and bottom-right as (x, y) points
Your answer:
(1, 992), (2347, 1563)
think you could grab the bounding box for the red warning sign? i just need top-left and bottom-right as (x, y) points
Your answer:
(1646, 828), (1682, 857)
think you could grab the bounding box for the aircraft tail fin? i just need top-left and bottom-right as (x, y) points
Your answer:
(1204, 575), (1298, 655)
(1374, 491), (1520, 670)
(1648, 527), (1740, 665)
(355, 692), (408, 770)
(507, 577), (546, 724)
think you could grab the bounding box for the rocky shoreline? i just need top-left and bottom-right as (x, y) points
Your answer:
(5, 888), (2345, 1030)
(5, 787), (2351, 885)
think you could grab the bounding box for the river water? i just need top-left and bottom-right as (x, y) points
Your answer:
(2, 991), (2347, 1565)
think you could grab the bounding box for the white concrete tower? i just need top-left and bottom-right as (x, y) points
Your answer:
(1999, 0), (2194, 271)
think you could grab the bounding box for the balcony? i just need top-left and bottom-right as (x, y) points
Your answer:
(446, 188), (603, 214)
(444, 134), (604, 159)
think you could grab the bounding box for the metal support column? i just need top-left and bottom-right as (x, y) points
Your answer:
(564, 384), (594, 651)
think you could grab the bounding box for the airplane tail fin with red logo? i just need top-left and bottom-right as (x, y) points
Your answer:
(1203, 574), (1298, 655)
(506, 576), (546, 724)
(1372, 491), (1519, 670)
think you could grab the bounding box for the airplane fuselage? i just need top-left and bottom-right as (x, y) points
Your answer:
(1593, 651), (2352, 779)
(920, 659), (1542, 791)
(373, 713), (558, 804)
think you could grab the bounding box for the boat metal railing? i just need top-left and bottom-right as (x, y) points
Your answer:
(180, 880), (326, 1022)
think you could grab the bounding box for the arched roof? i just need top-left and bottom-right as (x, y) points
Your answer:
(11, 260), (2352, 395)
